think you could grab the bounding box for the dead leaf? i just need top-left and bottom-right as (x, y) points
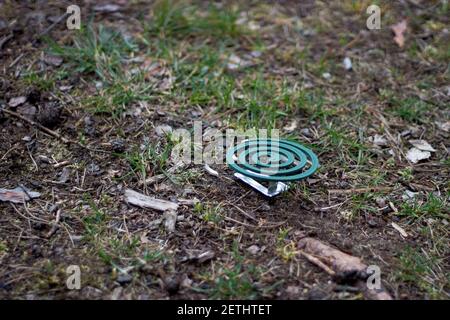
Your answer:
(409, 139), (436, 152)
(155, 124), (173, 137)
(247, 245), (260, 255)
(8, 96), (27, 107)
(163, 210), (177, 233)
(283, 120), (298, 132)
(391, 19), (407, 48)
(371, 134), (388, 147)
(343, 57), (352, 71)
(226, 54), (251, 70)
(435, 121), (450, 132)
(0, 186), (41, 203)
(322, 72), (331, 80)
(93, 4), (121, 13)
(406, 147), (431, 164)
(43, 54), (63, 67)
(17, 105), (37, 119)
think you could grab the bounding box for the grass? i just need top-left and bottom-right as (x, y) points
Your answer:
(349, 193), (380, 217)
(46, 3), (247, 117)
(21, 71), (56, 91)
(49, 25), (138, 83)
(208, 243), (263, 299)
(398, 193), (448, 221)
(235, 75), (291, 129)
(81, 194), (170, 271)
(397, 246), (449, 299)
(124, 138), (174, 182)
(169, 43), (234, 107)
(398, 167), (414, 183)
(49, 25), (155, 116)
(144, 0), (245, 41)
(84, 81), (153, 117)
(388, 97), (431, 123)
(194, 202), (224, 225)
(0, 240), (7, 259)
(82, 195), (108, 239)
(275, 228), (298, 262)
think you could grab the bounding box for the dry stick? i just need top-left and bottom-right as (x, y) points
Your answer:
(10, 203), (50, 225)
(227, 202), (259, 222)
(2, 109), (109, 154)
(297, 249), (336, 276)
(259, 220), (287, 229)
(328, 186), (394, 195)
(8, 53), (24, 69)
(46, 209), (61, 239)
(4, 108), (70, 142)
(0, 34), (13, 50)
(340, 34), (362, 53)
(32, 12), (70, 45)
(223, 216), (257, 228)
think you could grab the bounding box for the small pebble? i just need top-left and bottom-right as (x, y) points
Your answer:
(155, 124), (173, 137)
(111, 138), (126, 153)
(375, 197), (386, 208)
(247, 245), (260, 255)
(117, 273), (133, 285)
(164, 277), (180, 295)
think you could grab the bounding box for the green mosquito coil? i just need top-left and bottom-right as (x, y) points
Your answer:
(226, 138), (319, 182)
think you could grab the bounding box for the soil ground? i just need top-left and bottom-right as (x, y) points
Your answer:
(0, 0), (449, 300)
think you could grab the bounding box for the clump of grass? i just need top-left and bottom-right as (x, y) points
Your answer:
(97, 236), (141, 269)
(320, 123), (367, 163)
(232, 75), (303, 129)
(49, 25), (137, 83)
(388, 97), (431, 123)
(21, 71), (56, 91)
(397, 246), (449, 299)
(193, 202), (223, 225)
(398, 167), (414, 182)
(125, 138), (174, 183)
(82, 195), (108, 239)
(145, 0), (244, 41)
(398, 193), (448, 220)
(275, 227), (298, 261)
(168, 44), (235, 107)
(83, 79), (153, 116)
(296, 88), (334, 121)
(49, 24), (156, 116)
(208, 243), (262, 299)
(143, 248), (168, 263)
(0, 240), (8, 259)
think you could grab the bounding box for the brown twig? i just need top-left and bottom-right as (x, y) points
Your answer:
(2, 108), (109, 153)
(227, 202), (258, 222)
(32, 12), (70, 45)
(3, 108), (69, 142)
(297, 249), (336, 276)
(46, 209), (61, 239)
(0, 34), (13, 50)
(328, 186), (394, 194)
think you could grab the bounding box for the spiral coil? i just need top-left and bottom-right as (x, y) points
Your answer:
(226, 138), (319, 182)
